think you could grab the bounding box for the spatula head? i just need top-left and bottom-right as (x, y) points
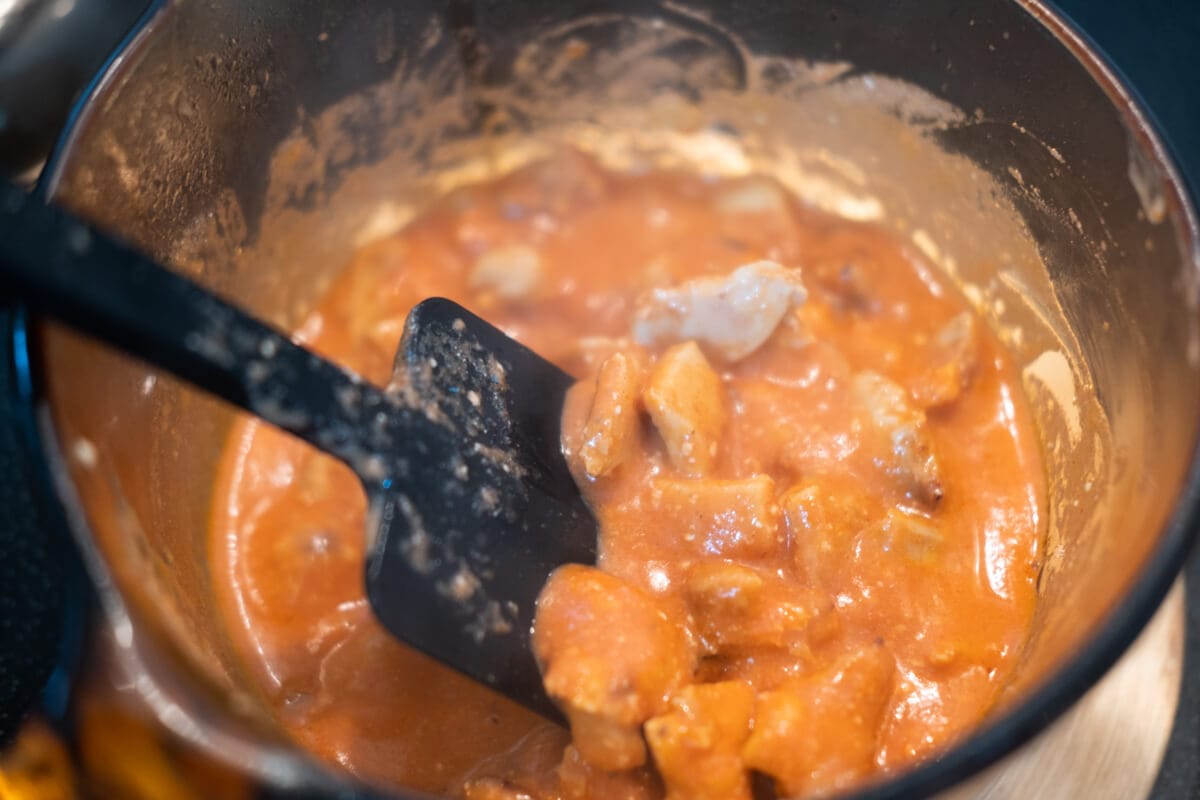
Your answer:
(364, 298), (595, 718)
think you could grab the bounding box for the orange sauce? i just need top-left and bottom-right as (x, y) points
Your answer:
(209, 152), (1044, 798)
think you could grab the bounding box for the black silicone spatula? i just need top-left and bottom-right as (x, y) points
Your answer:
(0, 180), (595, 719)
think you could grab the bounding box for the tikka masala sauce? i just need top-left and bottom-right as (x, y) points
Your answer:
(209, 152), (1044, 799)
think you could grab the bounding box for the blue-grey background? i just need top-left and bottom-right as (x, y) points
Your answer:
(1055, 0), (1198, 195)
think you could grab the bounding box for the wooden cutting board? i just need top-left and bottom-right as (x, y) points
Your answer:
(943, 579), (1185, 799)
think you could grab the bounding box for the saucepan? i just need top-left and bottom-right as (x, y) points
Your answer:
(21, 0), (1200, 797)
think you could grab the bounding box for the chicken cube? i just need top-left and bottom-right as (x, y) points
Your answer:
(741, 645), (896, 797)
(533, 566), (692, 771)
(653, 475), (782, 559)
(643, 342), (726, 476)
(685, 563), (764, 616)
(644, 681), (756, 800)
(878, 506), (943, 565)
(685, 563), (764, 655)
(469, 244), (543, 300)
(714, 179), (797, 253)
(633, 261), (808, 362)
(683, 562), (820, 655)
(781, 477), (879, 585)
(850, 371), (942, 507)
(579, 351), (647, 478)
(716, 179), (789, 217)
(910, 312), (980, 409)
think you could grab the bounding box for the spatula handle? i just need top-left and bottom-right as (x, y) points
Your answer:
(0, 180), (406, 480)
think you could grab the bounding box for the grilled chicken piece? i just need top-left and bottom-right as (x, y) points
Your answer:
(533, 566), (693, 771)
(578, 351), (648, 478)
(850, 371), (942, 507)
(633, 261), (807, 362)
(642, 342), (727, 476)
